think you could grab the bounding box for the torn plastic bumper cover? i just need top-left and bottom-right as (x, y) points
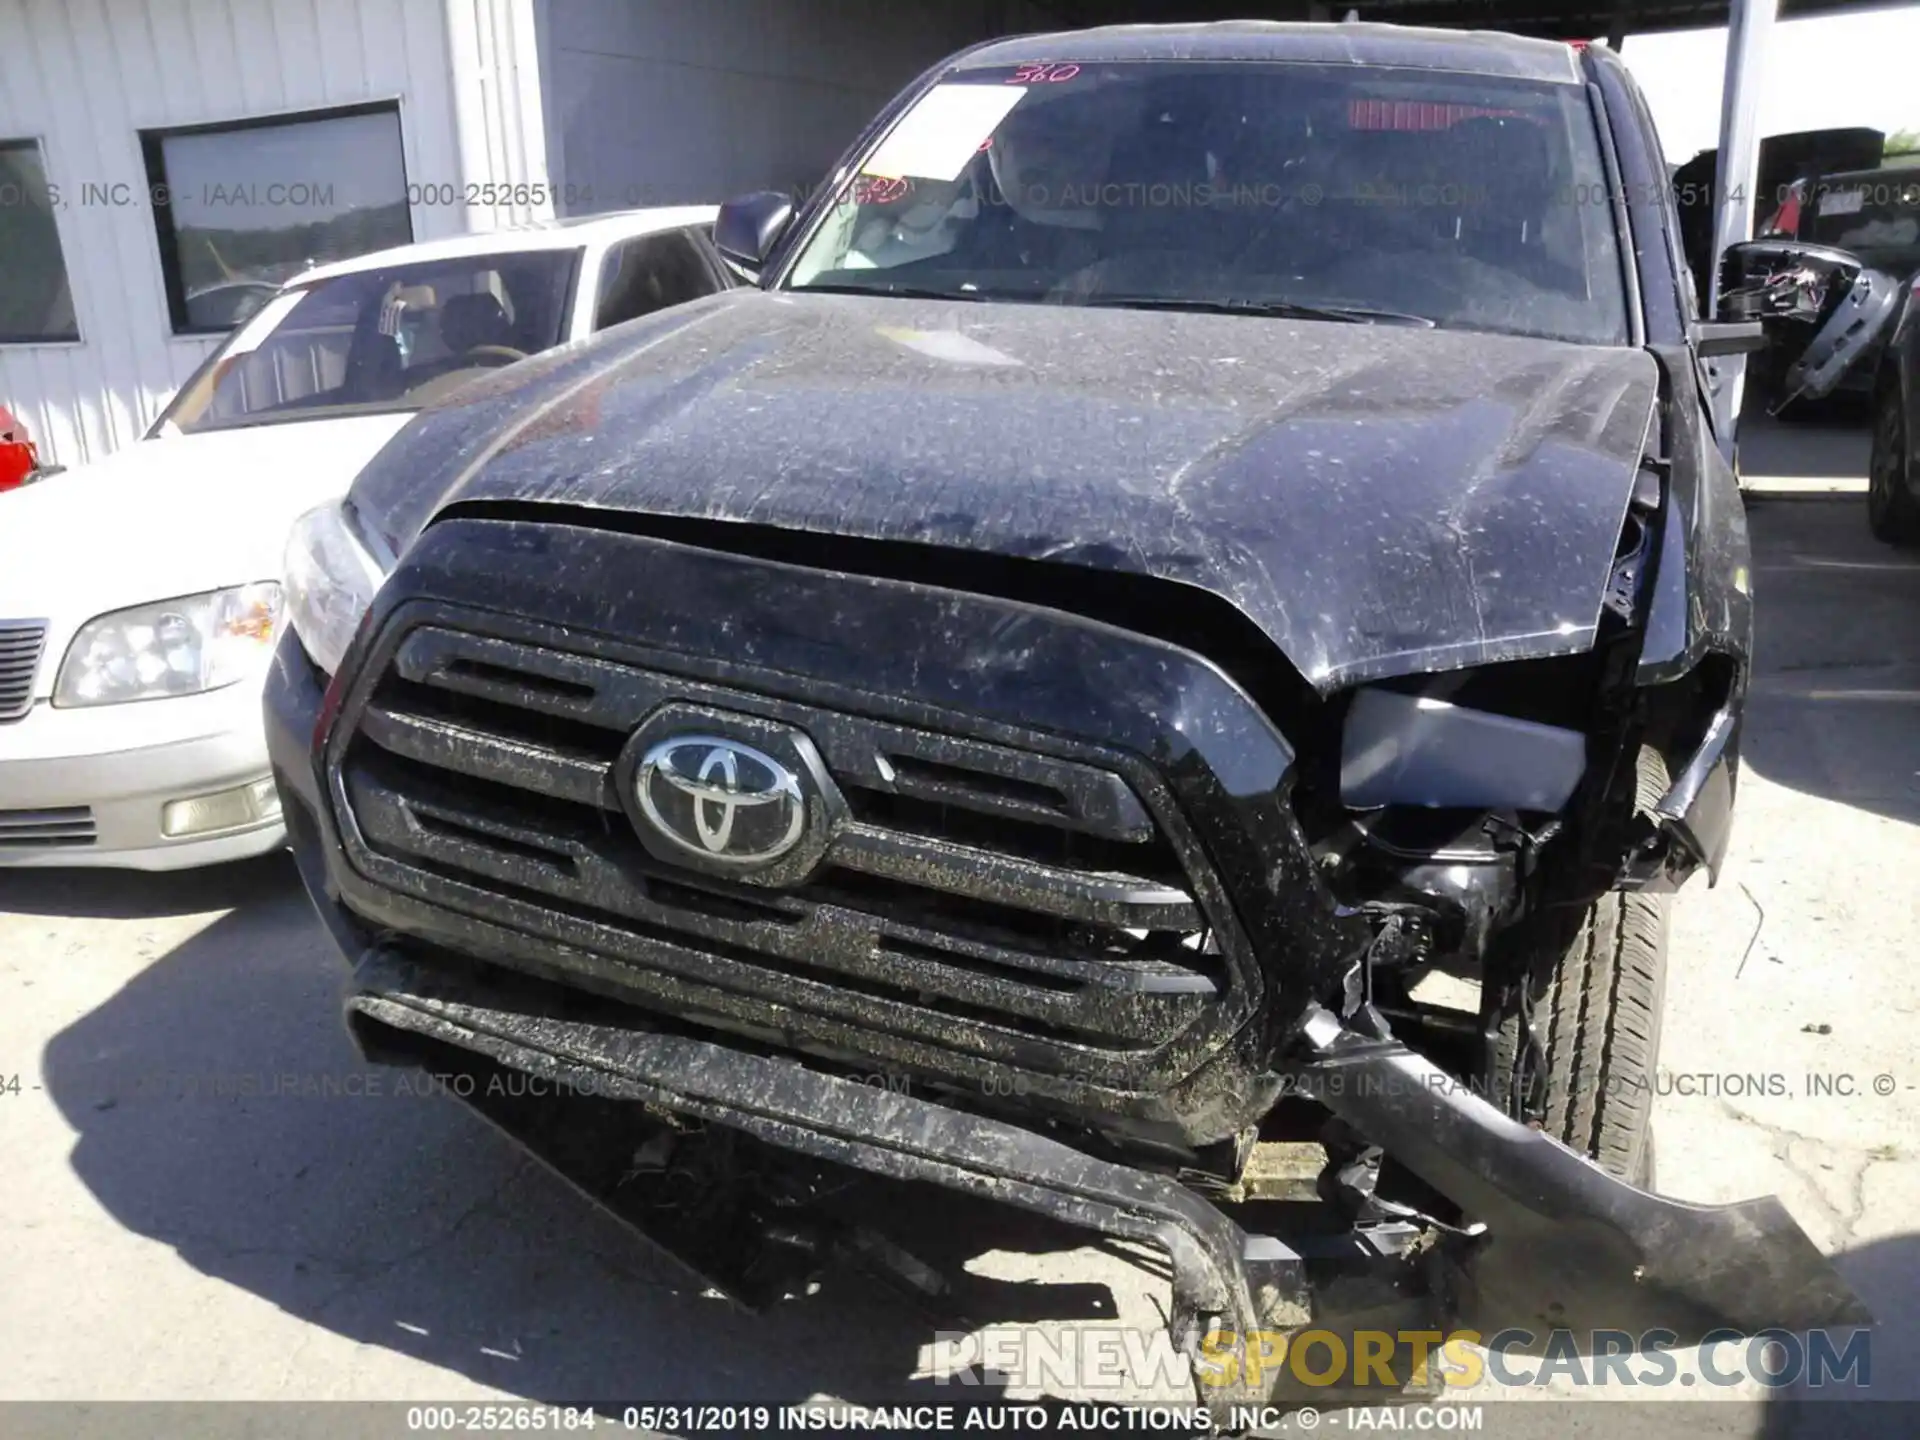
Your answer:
(345, 947), (1869, 1404)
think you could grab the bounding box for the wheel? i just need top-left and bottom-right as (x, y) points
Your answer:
(1867, 382), (1920, 546)
(1491, 748), (1670, 1186)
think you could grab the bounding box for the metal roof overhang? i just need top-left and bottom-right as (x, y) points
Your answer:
(1035, 0), (1898, 39)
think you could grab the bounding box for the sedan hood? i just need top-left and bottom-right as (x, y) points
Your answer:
(0, 414), (410, 693)
(351, 290), (1658, 691)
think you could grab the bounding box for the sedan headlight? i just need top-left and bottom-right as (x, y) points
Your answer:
(1339, 686), (1586, 812)
(284, 500), (389, 676)
(54, 583), (284, 708)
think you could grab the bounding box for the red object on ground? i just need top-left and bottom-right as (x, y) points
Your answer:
(0, 404), (39, 490)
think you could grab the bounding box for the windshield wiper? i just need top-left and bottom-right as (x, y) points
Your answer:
(1069, 295), (1437, 327)
(788, 282), (991, 302)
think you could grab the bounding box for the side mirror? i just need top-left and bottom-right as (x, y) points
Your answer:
(714, 191), (796, 276)
(1714, 238), (1864, 324)
(1713, 237), (1900, 403)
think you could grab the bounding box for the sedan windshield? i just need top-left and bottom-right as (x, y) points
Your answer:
(786, 61), (1630, 346)
(155, 250), (580, 435)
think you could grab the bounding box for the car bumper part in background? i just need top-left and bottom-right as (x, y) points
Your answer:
(0, 679), (284, 869)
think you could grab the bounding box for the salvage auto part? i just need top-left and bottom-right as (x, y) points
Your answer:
(1717, 238), (1902, 407)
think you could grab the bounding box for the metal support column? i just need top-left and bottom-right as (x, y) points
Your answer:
(1706, 0), (1779, 448)
(1606, 5), (1630, 52)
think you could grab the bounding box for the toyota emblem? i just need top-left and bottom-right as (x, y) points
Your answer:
(635, 735), (806, 867)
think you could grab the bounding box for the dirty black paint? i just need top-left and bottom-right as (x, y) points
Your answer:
(350, 290), (1658, 693)
(268, 518), (1375, 1150)
(260, 22), (1827, 1408)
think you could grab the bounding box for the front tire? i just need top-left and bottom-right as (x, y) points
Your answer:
(1867, 381), (1920, 546)
(1491, 750), (1670, 1186)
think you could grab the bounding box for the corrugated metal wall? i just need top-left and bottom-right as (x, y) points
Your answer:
(536, 0), (1052, 212)
(0, 0), (544, 468)
(445, 0), (555, 232)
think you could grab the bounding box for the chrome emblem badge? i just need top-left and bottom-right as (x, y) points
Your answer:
(636, 735), (806, 866)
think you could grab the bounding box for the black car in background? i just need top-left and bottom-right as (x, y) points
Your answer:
(1735, 159), (1920, 416)
(1737, 162), (1920, 541)
(1867, 270), (1920, 542)
(1674, 124), (1884, 314)
(267, 22), (1867, 1415)
(1796, 160), (1920, 280)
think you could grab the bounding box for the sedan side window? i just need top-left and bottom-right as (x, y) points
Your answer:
(594, 232), (718, 331)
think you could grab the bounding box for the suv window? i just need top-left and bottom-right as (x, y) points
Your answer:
(785, 61), (1630, 346)
(595, 230), (718, 331)
(154, 250), (580, 434)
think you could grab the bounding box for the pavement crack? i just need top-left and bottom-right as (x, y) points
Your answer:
(302, 1157), (539, 1320)
(1714, 1100), (1888, 1243)
(150, 1156), (541, 1330)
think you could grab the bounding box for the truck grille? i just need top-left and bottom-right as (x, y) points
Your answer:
(0, 620), (46, 721)
(331, 620), (1236, 1088)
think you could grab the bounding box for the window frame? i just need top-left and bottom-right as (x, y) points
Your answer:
(0, 136), (80, 345)
(589, 226), (729, 334)
(771, 60), (1636, 347)
(139, 100), (413, 337)
(148, 245), (589, 437)
(688, 224), (743, 291)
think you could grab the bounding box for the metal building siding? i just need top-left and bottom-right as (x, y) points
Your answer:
(535, 0), (1051, 211)
(444, 0), (556, 232)
(0, 0), (519, 467)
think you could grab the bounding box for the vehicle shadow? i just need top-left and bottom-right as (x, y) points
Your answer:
(1737, 395), (1873, 482)
(1759, 1231), (1920, 1439)
(1740, 495), (1920, 829)
(37, 865), (1129, 1408)
(0, 851), (291, 920)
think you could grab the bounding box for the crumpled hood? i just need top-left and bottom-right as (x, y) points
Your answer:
(350, 289), (1658, 691)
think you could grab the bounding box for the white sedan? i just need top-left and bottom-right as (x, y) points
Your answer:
(0, 205), (728, 869)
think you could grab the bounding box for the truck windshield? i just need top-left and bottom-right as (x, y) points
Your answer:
(154, 250), (580, 436)
(785, 61), (1631, 346)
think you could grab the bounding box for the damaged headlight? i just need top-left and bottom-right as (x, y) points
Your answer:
(284, 500), (390, 676)
(1339, 686), (1586, 812)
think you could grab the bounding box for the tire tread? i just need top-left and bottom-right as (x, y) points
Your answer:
(1493, 748), (1670, 1182)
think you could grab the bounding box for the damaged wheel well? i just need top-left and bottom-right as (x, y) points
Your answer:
(1639, 649), (1741, 780)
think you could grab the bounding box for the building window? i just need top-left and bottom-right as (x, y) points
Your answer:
(0, 139), (79, 343)
(141, 103), (412, 335)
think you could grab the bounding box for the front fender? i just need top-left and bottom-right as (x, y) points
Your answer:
(1631, 348), (1753, 884)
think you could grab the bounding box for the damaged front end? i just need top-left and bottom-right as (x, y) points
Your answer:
(269, 357), (1863, 1421)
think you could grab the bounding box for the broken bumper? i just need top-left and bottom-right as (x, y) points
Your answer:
(339, 945), (1870, 1408)
(1293, 1007), (1869, 1343)
(267, 518), (1866, 1412)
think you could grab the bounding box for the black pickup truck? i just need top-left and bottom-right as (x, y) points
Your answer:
(269, 21), (1867, 1413)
